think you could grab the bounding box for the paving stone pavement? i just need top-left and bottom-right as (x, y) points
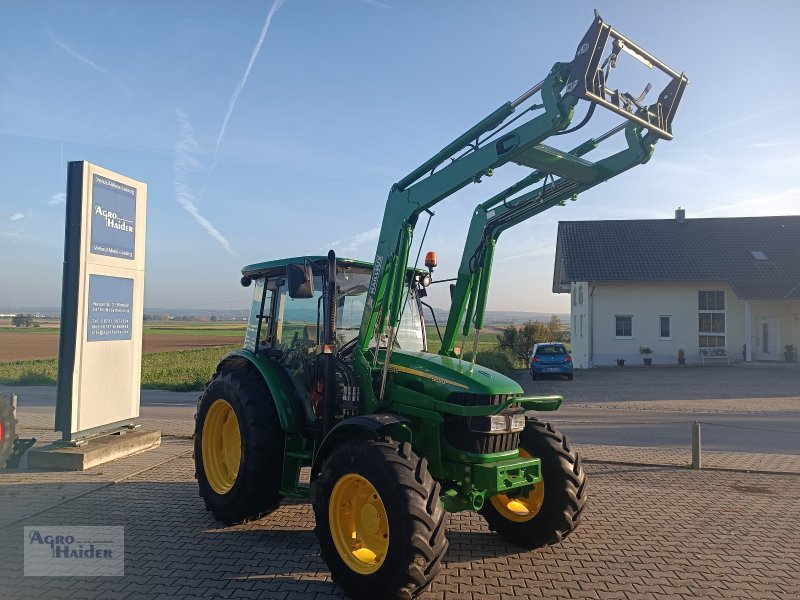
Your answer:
(0, 448), (798, 600)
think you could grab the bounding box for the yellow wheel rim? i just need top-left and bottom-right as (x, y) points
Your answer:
(201, 399), (242, 495)
(489, 448), (544, 522)
(329, 473), (390, 574)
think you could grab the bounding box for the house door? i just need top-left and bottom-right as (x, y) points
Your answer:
(754, 317), (781, 361)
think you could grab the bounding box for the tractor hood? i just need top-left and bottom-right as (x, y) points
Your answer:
(387, 351), (522, 400)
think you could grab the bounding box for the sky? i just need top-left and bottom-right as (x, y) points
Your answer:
(2, 0), (799, 314)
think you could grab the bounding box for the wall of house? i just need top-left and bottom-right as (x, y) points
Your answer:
(582, 281), (752, 367)
(567, 281), (799, 368)
(748, 299), (798, 361)
(569, 282), (590, 368)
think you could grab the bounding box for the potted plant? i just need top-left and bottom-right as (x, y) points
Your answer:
(615, 357), (625, 366)
(639, 346), (654, 366)
(785, 344), (795, 363)
(677, 348), (686, 366)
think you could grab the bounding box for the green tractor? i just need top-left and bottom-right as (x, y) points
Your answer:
(194, 13), (686, 599)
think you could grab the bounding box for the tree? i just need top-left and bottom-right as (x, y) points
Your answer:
(496, 318), (564, 368)
(11, 314), (34, 328)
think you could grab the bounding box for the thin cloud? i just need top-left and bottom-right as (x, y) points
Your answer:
(1, 210), (31, 242)
(692, 186), (800, 218)
(319, 226), (380, 254)
(743, 140), (796, 150)
(215, 0), (286, 156)
(355, 0), (395, 9)
(174, 110), (236, 255)
(48, 32), (131, 99)
(48, 193), (66, 205)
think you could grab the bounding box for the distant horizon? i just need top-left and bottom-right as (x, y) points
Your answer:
(3, 305), (570, 318)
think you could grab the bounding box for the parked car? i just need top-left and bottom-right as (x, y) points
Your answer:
(530, 342), (573, 381)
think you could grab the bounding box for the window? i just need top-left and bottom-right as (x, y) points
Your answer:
(698, 290), (725, 349)
(615, 315), (632, 338)
(659, 315), (671, 339)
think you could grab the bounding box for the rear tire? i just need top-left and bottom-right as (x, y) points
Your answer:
(194, 369), (284, 524)
(313, 438), (448, 599)
(0, 394), (17, 469)
(480, 418), (587, 548)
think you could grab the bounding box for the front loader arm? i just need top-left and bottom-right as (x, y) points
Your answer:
(354, 12), (687, 409)
(440, 118), (664, 357)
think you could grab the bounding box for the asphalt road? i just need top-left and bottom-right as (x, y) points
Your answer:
(553, 406), (800, 455)
(3, 362), (799, 455)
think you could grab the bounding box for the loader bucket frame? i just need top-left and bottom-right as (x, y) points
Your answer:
(568, 12), (688, 140)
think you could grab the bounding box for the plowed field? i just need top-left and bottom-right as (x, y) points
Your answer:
(0, 331), (242, 362)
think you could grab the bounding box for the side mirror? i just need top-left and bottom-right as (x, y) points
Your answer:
(287, 263), (314, 299)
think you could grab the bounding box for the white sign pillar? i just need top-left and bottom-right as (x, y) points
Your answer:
(55, 162), (147, 441)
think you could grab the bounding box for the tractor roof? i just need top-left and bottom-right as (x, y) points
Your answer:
(242, 256), (371, 279)
(241, 256), (429, 280)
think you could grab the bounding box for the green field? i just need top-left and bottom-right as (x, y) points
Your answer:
(0, 345), (239, 391)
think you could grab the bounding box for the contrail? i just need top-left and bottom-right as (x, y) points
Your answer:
(48, 32), (131, 99)
(215, 0), (286, 156)
(198, 0), (286, 204)
(174, 110), (236, 255)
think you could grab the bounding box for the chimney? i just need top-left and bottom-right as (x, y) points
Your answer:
(675, 207), (686, 222)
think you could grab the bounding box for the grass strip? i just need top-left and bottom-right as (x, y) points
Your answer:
(0, 345), (239, 392)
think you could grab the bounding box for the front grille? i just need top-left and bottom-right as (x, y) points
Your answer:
(443, 413), (520, 454)
(447, 393), (518, 407)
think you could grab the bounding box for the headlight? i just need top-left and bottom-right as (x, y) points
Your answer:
(470, 412), (526, 434)
(510, 413), (526, 432)
(488, 415), (507, 432)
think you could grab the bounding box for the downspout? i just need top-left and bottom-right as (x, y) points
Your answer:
(744, 300), (752, 362)
(588, 283), (595, 368)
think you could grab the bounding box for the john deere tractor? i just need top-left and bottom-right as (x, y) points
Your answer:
(194, 13), (686, 599)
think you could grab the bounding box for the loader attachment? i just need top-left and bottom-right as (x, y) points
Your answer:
(567, 11), (688, 140)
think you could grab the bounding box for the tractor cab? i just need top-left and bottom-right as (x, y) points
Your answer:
(239, 256), (427, 426)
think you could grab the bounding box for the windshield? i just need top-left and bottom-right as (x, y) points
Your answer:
(337, 270), (425, 351)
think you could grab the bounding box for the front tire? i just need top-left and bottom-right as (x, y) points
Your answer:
(480, 418), (587, 548)
(0, 394), (17, 469)
(194, 369), (284, 524)
(313, 439), (448, 599)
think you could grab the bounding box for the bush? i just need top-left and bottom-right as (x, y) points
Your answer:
(461, 350), (515, 376)
(496, 316), (567, 368)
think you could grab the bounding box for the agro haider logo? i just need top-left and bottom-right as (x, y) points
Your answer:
(95, 204), (134, 233)
(90, 174), (136, 260)
(28, 530), (114, 560)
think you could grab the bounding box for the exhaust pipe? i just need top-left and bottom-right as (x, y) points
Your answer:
(322, 249), (337, 436)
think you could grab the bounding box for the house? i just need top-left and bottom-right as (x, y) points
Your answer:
(552, 211), (800, 368)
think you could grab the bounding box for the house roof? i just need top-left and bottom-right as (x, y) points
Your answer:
(553, 215), (800, 299)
